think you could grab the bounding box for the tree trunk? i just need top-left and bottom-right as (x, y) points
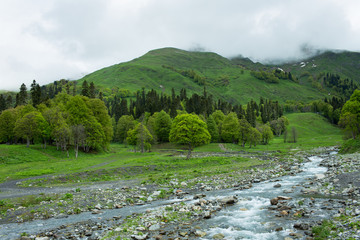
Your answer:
(26, 137), (30, 148)
(186, 143), (192, 160)
(75, 144), (78, 159)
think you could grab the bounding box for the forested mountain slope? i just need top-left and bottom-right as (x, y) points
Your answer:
(78, 48), (341, 104)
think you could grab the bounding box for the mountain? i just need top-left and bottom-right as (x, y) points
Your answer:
(278, 51), (360, 82)
(78, 47), (360, 104)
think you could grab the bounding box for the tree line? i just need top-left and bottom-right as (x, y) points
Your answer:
(0, 92), (112, 158)
(0, 80), (288, 157)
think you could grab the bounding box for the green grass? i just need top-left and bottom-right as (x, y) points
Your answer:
(78, 47), (329, 104)
(280, 51), (360, 85)
(339, 138), (360, 153)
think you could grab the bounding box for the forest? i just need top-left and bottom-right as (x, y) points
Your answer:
(0, 78), (358, 156)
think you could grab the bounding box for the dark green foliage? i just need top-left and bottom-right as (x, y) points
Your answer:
(154, 110), (172, 143)
(162, 65), (206, 85)
(127, 122), (153, 153)
(339, 89), (360, 139)
(30, 80), (41, 107)
(322, 73), (358, 98)
(89, 82), (96, 98)
(81, 80), (89, 97)
(250, 70), (280, 83)
(206, 115), (219, 142)
(115, 115), (135, 143)
(16, 83), (27, 106)
(221, 112), (240, 143)
(0, 94), (6, 112)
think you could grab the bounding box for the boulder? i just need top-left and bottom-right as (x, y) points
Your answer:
(219, 196), (238, 205)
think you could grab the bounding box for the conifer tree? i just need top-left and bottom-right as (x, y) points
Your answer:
(81, 80), (89, 97)
(89, 82), (96, 98)
(16, 83), (27, 106)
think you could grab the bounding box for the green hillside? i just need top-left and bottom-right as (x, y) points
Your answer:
(278, 51), (360, 82)
(78, 48), (331, 104)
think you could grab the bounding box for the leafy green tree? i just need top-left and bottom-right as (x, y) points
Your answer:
(14, 111), (48, 147)
(116, 115), (135, 143)
(85, 98), (113, 149)
(270, 116), (289, 136)
(0, 108), (18, 144)
(206, 114), (219, 142)
(71, 124), (86, 158)
(169, 114), (210, 159)
(66, 95), (106, 152)
(248, 127), (261, 148)
(211, 110), (225, 137)
(146, 114), (157, 143)
(154, 110), (172, 143)
(238, 118), (252, 147)
(339, 90), (360, 139)
(257, 124), (273, 145)
(127, 122), (153, 153)
(221, 112), (240, 143)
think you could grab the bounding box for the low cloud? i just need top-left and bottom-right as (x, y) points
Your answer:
(0, 0), (359, 90)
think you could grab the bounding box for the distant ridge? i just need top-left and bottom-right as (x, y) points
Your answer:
(73, 47), (360, 104)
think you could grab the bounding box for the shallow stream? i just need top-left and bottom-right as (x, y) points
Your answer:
(0, 152), (336, 240)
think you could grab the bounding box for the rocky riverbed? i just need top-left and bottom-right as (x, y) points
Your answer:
(1, 147), (359, 239)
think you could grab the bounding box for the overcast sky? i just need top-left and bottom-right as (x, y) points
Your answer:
(1, 0), (360, 91)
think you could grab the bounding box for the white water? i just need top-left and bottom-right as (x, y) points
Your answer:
(200, 155), (329, 240)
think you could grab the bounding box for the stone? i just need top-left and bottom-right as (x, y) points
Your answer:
(277, 196), (292, 200)
(280, 210), (289, 216)
(194, 194), (206, 199)
(149, 224), (161, 231)
(35, 238), (50, 240)
(294, 223), (310, 230)
(94, 204), (102, 210)
(270, 198), (278, 205)
(213, 233), (225, 239)
(180, 182), (187, 187)
(274, 183), (282, 188)
(204, 211), (211, 219)
(195, 230), (207, 237)
(131, 234), (148, 240)
(289, 232), (303, 238)
(315, 173), (325, 180)
(219, 196), (238, 205)
(152, 191), (161, 196)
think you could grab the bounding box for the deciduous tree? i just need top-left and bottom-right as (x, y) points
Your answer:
(221, 112), (240, 143)
(154, 110), (172, 143)
(169, 114), (210, 159)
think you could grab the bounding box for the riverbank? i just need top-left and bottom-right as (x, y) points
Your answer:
(0, 149), (309, 239)
(1, 147), (359, 240)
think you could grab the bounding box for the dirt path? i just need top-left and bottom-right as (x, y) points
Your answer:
(0, 176), (139, 200)
(218, 143), (228, 152)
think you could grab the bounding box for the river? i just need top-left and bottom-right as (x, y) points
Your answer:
(0, 152), (336, 239)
